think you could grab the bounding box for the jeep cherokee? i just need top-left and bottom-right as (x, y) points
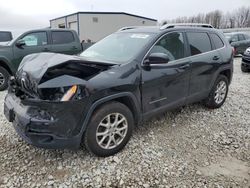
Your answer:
(4, 24), (234, 157)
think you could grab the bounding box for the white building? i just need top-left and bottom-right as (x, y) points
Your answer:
(50, 12), (157, 42)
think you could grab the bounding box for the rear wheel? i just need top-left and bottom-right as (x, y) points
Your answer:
(204, 75), (229, 109)
(0, 67), (10, 91)
(84, 102), (134, 157)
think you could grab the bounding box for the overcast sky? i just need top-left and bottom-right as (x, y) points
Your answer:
(0, 0), (249, 34)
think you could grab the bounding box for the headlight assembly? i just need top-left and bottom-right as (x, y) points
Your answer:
(61, 85), (78, 101)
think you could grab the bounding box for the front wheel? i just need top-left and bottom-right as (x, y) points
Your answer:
(84, 102), (134, 157)
(0, 67), (10, 91)
(204, 75), (229, 109)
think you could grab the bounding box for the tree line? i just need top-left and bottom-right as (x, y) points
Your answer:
(161, 6), (250, 29)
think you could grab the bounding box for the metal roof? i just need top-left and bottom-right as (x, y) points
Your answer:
(50, 12), (157, 22)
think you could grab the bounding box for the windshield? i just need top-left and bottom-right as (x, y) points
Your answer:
(80, 32), (155, 63)
(224, 33), (233, 39)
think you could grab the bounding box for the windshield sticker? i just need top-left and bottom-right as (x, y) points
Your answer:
(130, 34), (149, 39)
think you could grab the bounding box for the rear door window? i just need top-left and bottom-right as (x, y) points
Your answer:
(187, 32), (212, 56)
(0, 32), (12, 42)
(52, 31), (74, 44)
(244, 34), (250, 39)
(210, 33), (224, 49)
(238, 34), (245, 41)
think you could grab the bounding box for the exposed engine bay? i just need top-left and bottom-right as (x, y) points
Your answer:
(10, 53), (114, 101)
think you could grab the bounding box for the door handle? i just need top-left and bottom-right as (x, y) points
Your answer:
(71, 46), (78, 50)
(213, 56), (220, 61)
(179, 64), (190, 69)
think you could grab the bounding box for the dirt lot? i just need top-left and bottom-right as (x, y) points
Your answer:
(0, 57), (249, 188)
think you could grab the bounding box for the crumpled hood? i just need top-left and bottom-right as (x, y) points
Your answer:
(15, 52), (115, 97)
(17, 53), (83, 83)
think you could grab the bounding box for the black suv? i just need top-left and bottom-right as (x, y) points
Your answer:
(242, 47), (250, 72)
(4, 24), (233, 157)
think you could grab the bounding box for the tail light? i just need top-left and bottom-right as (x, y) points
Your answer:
(232, 47), (236, 56)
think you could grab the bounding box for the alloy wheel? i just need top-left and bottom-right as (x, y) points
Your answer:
(96, 113), (128, 150)
(0, 72), (5, 86)
(214, 80), (227, 104)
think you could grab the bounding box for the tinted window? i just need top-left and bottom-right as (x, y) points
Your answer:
(231, 35), (238, 42)
(187, 32), (212, 55)
(52, 31), (74, 44)
(244, 34), (250, 39)
(238, 34), (245, 41)
(210, 33), (224, 49)
(0, 32), (12, 42)
(150, 32), (185, 61)
(21, 32), (47, 46)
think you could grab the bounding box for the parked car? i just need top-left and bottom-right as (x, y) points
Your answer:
(0, 29), (82, 90)
(4, 24), (233, 157)
(0, 31), (13, 43)
(224, 32), (250, 55)
(241, 47), (250, 72)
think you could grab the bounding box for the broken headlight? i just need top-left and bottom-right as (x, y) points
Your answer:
(61, 85), (78, 101)
(39, 85), (86, 101)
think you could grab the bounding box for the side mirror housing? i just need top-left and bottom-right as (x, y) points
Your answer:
(15, 39), (26, 47)
(144, 53), (170, 65)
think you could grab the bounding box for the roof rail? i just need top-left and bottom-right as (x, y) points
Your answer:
(118, 26), (139, 31)
(160, 23), (214, 30)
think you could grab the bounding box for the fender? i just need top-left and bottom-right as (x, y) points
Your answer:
(208, 64), (233, 91)
(0, 57), (15, 74)
(79, 92), (141, 135)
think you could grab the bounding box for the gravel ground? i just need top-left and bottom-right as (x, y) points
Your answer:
(0, 57), (249, 188)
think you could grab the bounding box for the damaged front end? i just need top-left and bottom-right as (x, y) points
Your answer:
(4, 53), (114, 149)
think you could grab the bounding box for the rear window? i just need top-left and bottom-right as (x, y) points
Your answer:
(210, 33), (224, 49)
(0, 32), (12, 42)
(52, 31), (74, 44)
(187, 32), (212, 56)
(244, 34), (250, 39)
(238, 34), (245, 41)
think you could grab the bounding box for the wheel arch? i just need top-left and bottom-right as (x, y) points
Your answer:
(209, 66), (232, 92)
(219, 69), (232, 84)
(0, 59), (13, 75)
(80, 92), (141, 135)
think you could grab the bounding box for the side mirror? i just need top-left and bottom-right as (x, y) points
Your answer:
(230, 38), (237, 44)
(15, 39), (26, 47)
(144, 53), (170, 65)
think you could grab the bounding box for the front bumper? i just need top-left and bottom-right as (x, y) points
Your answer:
(242, 55), (250, 69)
(4, 93), (89, 149)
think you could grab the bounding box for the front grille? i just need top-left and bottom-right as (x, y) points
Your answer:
(242, 57), (250, 63)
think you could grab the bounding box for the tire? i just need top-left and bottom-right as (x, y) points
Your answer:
(0, 67), (10, 91)
(241, 65), (249, 72)
(204, 75), (229, 109)
(84, 101), (134, 157)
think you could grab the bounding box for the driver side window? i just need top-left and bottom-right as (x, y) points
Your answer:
(21, 32), (48, 47)
(150, 32), (185, 62)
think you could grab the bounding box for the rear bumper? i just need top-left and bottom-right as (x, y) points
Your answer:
(4, 93), (88, 149)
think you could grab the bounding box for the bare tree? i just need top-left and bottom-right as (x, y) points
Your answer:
(164, 6), (250, 29)
(234, 7), (250, 27)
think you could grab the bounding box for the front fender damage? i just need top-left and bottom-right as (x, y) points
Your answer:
(5, 53), (116, 148)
